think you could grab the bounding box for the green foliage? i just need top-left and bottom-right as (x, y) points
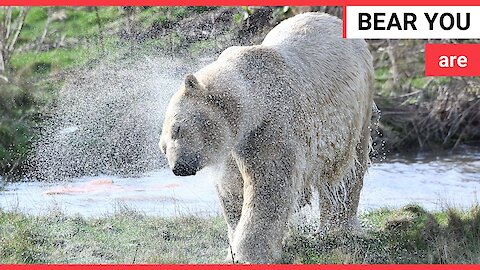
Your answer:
(0, 82), (40, 177)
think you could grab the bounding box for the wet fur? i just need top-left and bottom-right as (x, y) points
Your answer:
(160, 13), (374, 263)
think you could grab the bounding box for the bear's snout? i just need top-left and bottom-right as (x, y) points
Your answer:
(172, 154), (199, 176)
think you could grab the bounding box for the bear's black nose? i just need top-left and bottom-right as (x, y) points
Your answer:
(172, 155), (199, 176)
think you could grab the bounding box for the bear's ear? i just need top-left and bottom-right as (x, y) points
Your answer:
(184, 74), (199, 94)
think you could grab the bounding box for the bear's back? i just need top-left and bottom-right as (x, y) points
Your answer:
(262, 12), (371, 88)
(262, 12), (342, 48)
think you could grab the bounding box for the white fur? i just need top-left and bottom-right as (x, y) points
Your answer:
(160, 12), (374, 264)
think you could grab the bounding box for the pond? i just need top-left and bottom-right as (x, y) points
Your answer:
(1, 148), (479, 217)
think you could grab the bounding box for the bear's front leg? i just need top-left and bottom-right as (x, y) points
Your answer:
(230, 155), (294, 264)
(216, 156), (244, 262)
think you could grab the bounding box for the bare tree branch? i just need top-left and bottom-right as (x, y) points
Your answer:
(5, 7), (12, 40)
(0, 43), (7, 80)
(7, 7), (29, 53)
(0, 8), (7, 75)
(37, 7), (52, 51)
(0, 42), (4, 73)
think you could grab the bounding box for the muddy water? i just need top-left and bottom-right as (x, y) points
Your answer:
(1, 149), (479, 216)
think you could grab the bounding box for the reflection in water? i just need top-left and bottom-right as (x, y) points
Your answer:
(1, 150), (479, 216)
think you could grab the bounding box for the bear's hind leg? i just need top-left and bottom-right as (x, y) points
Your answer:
(317, 122), (371, 234)
(317, 170), (362, 234)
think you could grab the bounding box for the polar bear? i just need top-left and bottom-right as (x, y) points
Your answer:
(159, 12), (374, 263)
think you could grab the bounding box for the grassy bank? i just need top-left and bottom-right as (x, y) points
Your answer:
(1, 204), (479, 264)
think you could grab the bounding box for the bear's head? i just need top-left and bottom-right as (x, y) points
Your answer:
(159, 74), (235, 176)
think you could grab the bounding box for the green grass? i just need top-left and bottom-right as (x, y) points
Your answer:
(8, 7), (125, 77)
(2, 6), (220, 80)
(135, 6), (215, 28)
(1, 205), (480, 264)
(0, 208), (227, 264)
(6, 7), (195, 77)
(136, 7), (183, 28)
(17, 7), (120, 46)
(10, 48), (91, 74)
(286, 204), (480, 264)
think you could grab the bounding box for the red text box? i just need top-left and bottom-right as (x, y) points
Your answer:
(425, 43), (480, 76)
